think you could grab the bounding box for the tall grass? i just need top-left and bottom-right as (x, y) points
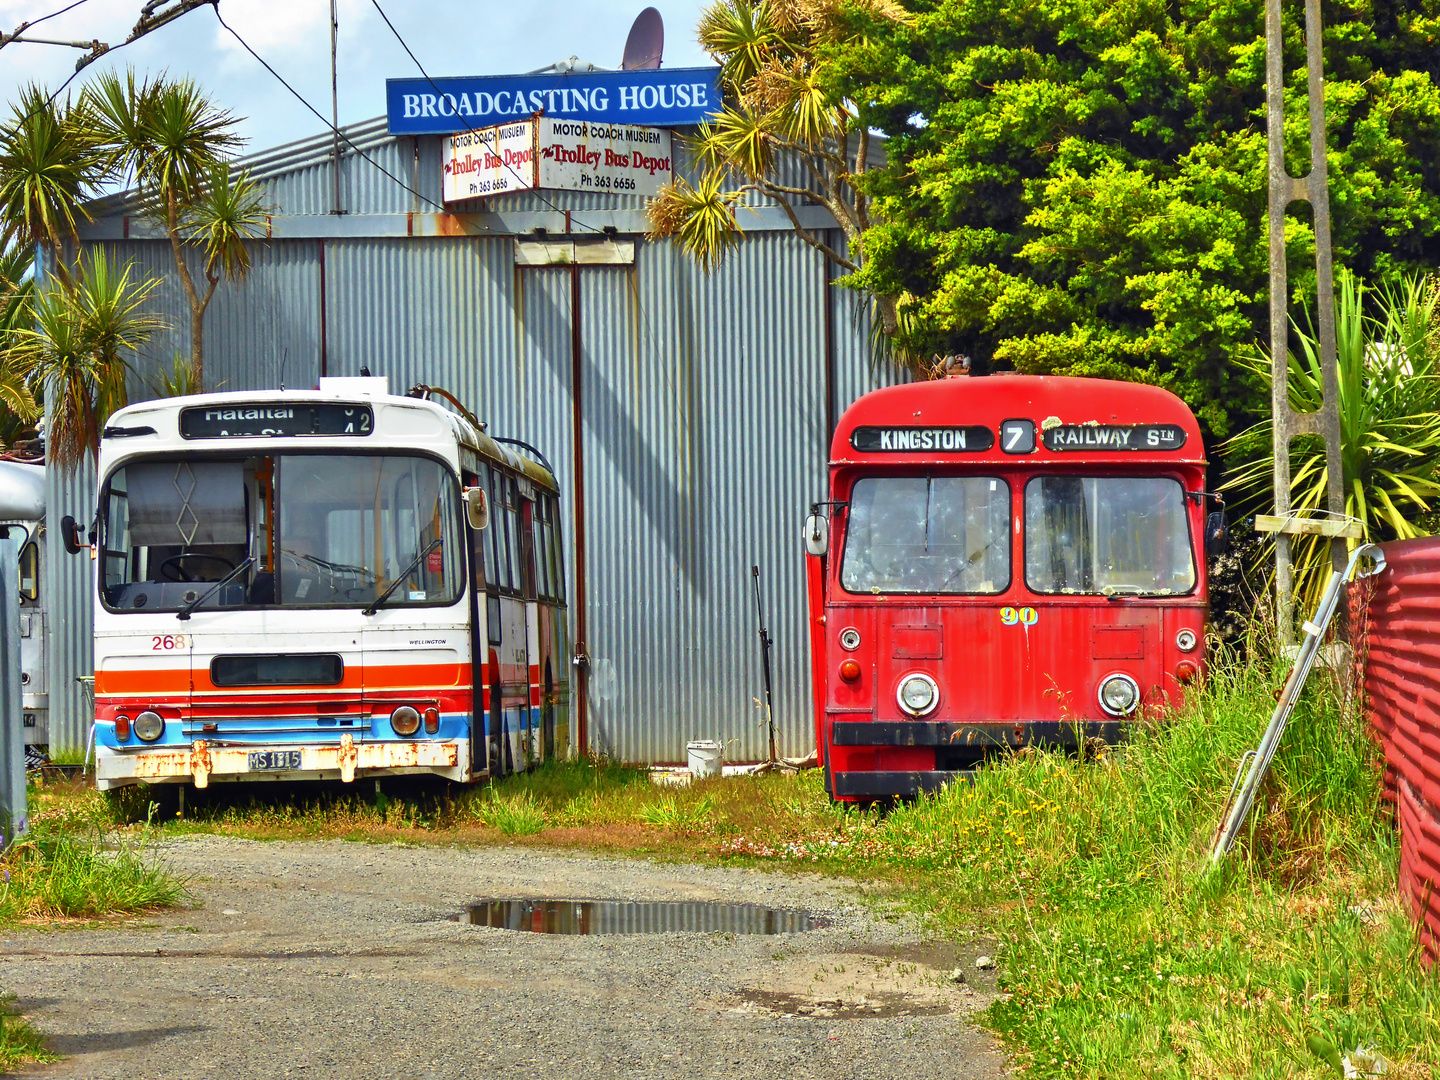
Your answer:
(2, 790), (187, 922)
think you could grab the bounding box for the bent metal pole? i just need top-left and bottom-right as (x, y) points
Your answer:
(1266, 0), (1345, 646)
(1210, 544), (1385, 864)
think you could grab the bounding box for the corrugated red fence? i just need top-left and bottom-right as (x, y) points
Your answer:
(1358, 537), (1440, 964)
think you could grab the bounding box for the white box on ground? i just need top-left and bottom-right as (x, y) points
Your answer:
(686, 740), (722, 779)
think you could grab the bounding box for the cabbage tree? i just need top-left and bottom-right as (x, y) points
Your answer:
(1223, 270), (1440, 610)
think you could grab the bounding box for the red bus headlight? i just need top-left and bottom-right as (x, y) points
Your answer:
(114, 715), (131, 742)
(896, 673), (939, 716)
(839, 659), (862, 683)
(423, 707), (440, 734)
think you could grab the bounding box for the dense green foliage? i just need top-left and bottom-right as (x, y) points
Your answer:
(838, 0), (1440, 441)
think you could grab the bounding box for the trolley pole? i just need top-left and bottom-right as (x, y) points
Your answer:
(1264, 0), (1345, 646)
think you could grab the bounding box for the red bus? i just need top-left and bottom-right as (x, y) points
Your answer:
(803, 375), (1222, 803)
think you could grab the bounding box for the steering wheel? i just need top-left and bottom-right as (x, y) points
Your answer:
(160, 552), (237, 582)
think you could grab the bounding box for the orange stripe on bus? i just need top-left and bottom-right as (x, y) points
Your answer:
(96, 662), (471, 696)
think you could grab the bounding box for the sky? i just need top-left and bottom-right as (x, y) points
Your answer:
(0, 0), (715, 153)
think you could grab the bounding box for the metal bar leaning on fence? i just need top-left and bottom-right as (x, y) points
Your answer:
(1, 536), (25, 850)
(1210, 543), (1386, 864)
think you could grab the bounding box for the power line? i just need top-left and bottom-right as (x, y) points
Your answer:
(367, 0), (602, 233)
(211, 6), (448, 214)
(0, 0), (91, 52)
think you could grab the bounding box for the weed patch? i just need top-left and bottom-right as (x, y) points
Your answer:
(0, 995), (57, 1072)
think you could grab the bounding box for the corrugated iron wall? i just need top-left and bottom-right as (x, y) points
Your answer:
(50, 130), (902, 760)
(1359, 537), (1440, 964)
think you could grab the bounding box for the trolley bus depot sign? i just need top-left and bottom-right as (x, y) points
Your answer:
(1042, 423), (1187, 451)
(387, 67), (722, 135)
(442, 118), (672, 202)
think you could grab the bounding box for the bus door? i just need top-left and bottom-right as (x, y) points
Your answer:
(518, 483), (542, 766)
(487, 468), (531, 776)
(464, 468), (490, 778)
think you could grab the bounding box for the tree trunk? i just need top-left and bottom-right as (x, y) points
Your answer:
(164, 187), (206, 391)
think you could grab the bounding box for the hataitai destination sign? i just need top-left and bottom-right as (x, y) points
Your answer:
(387, 67), (722, 135)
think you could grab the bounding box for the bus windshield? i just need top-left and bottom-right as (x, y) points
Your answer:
(841, 475), (1011, 594)
(1024, 476), (1195, 596)
(100, 453), (461, 612)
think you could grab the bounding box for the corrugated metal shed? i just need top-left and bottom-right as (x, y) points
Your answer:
(51, 117), (903, 762)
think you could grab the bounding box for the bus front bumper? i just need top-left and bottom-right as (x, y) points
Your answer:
(95, 736), (466, 790)
(829, 719), (1124, 800)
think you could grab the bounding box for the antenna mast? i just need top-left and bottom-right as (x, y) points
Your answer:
(329, 0), (341, 215)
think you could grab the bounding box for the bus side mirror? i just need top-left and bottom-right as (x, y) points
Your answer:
(1205, 511), (1229, 557)
(59, 515), (85, 555)
(804, 513), (828, 557)
(464, 487), (490, 531)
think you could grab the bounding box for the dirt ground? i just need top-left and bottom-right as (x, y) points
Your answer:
(3, 836), (1011, 1079)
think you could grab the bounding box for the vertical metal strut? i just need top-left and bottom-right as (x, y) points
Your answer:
(1266, 0), (1345, 645)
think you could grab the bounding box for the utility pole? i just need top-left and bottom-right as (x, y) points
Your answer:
(329, 0), (342, 215)
(1261, 0), (1346, 646)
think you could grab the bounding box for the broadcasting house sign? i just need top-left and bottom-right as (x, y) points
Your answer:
(387, 67), (723, 135)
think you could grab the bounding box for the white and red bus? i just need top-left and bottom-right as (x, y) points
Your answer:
(804, 375), (1224, 803)
(73, 378), (570, 792)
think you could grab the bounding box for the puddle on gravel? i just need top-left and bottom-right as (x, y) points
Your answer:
(451, 899), (823, 935)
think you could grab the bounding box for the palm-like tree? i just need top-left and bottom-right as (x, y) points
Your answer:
(8, 252), (164, 466)
(0, 240), (41, 442)
(648, 1), (909, 340)
(88, 71), (266, 388)
(0, 85), (105, 284)
(1224, 270), (1440, 611)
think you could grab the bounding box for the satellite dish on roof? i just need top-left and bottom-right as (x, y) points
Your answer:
(621, 7), (664, 70)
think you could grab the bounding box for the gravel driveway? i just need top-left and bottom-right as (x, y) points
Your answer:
(3, 836), (1010, 1079)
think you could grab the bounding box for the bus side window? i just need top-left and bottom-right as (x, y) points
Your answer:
(548, 494), (567, 602)
(520, 497), (537, 600)
(501, 474), (521, 595)
(534, 497), (552, 600)
(464, 469), (486, 592)
(17, 540), (38, 602)
(488, 467), (511, 592)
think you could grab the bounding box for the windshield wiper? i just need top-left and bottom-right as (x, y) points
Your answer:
(363, 540), (441, 616)
(177, 557), (255, 621)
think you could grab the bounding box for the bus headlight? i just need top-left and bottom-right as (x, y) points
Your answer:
(1175, 629), (1198, 652)
(896, 673), (939, 717)
(1097, 673), (1141, 717)
(391, 706), (421, 737)
(134, 711), (165, 742)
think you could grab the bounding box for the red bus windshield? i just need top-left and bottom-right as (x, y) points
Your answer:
(1024, 476), (1195, 596)
(840, 475), (1011, 595)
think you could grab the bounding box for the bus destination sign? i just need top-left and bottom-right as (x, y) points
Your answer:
(180, 403), (375, 440)
(1043, 423), (1186, 452)
(851, 425), (995, 453)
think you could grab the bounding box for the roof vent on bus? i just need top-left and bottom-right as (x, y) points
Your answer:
(318, 376), (389, 398)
